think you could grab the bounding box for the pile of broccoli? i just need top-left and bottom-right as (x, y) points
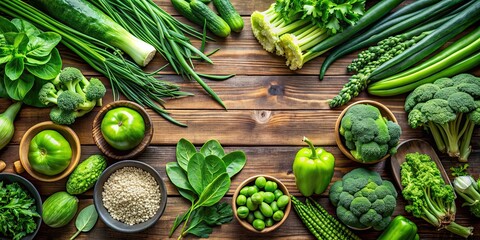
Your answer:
(340, 104), (401, 163)
(329, 168), (398, 230)
(39, 67), (106, 125)
(405, 73), (480, 162)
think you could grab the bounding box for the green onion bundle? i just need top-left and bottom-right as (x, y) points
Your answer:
(0, 0), (191, 126)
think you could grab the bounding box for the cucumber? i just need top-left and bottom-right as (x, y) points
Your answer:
(66, 154), (107, 195)
(213, 0), (243, 32)
(190, 0), (231, 37)
(42, 191), (78, 228)
(32, 0), (155, 67)
(171, 0), (204, 26)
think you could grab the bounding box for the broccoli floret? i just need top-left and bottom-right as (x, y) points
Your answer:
(448, 92), (476, 113)
(433, 77), (455, 88)
(407, 109), (427, 129)
(404, 83), (440, 112)
(421, 99), (456, 124)
(457, 83), (480, 99)
(49, 107), (77, 125)
(57, 91), (84, 112)
(341, 114), (354, 131)
(386, 120), (401, 148)
(39, 83), (60, 106)
(346, 104), (381, 120)
(351, 118), (378, 143)
(57, 67), (86, 92)
(373, 216), (392, 231)
(344, 130), (354, 142)
(374, 118), (390, 144)
(433, 86), (459, 100)
(329, 168), (397, 230)
(452, 73), (480, 86)
(345, 139), (356, 150)
(84, 77), (106, 102)
(356, 141), (388, 162)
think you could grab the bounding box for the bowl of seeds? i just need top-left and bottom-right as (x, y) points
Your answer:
(93, 160), (167, 233)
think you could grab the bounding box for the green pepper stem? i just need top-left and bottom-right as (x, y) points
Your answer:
(303, 136), (317, 159)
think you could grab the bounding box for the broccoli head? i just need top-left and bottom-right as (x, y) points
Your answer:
(457, 83), (480, 99)
(340, 104), (401, 163)
(433, 86), (459, 100)
(404, 83), (440, 112)
(39, 67), (106, 125)
(329, 168), (397, 230)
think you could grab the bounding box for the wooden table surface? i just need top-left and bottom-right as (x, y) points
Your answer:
(1, 1), (480, 239)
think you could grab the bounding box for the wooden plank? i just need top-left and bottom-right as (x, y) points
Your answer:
(1, 107), (429, 145)
(2, 145), (478, 197)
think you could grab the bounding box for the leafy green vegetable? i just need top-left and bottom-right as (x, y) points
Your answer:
(0, 181), (41, 240)
(69, 204), (98, 240)
(166, 138), (246, 239)
(451, 164), (469, 177)
(0, 16), (62, 106)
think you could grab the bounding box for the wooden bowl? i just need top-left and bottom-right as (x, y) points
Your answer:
(92, 101), (153, 160)
(335, 100), (398, 164)
(18, 121), (81, 182)
(232, 175), (291, 233)
(390, 139), (453, 192)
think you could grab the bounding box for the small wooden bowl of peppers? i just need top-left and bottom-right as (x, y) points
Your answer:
(232, 175), (291, 233)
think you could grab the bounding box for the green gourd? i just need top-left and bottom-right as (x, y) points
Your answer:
(43, 191), (78, 228)
(66, 155), (107, 195)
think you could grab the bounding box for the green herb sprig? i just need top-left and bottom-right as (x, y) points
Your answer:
(166, 138), (247, 239)
(69, 204), (98, 240)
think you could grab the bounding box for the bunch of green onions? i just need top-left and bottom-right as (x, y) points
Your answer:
(92, 0), (234, 109)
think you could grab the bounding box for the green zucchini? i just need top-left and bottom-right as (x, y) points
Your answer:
(190, 0), (231, 37)
(369, 1), (480, 80)
(213, 0), (244, 32)
(319, 0), (462, 79)
(42, 192), (78, 228)
(33, 0), (156, 67)
(171, 0), (204, 26)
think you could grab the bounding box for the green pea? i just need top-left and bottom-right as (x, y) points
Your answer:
(274, 189), (284, 200)
(273, 210), (284, 221)
(240, 186), (249, 196)
(246, 197), (258, 211)
(254, 210), (265, 220)
(265, 218), (274, 227)
(252, 219), (265, 231)
(247, 212), (255, 223)
(251, 192), (264, 205)
(236, 195), (247, 206)
(263, 192), (275, 204)
(247, 186), (258, 196)
(277, 195), (290, 209)
(270, 201), (279, 212)
(255, 176), (267, 189)
(264, 181), (278, 192)
(259, 202), (273, 217)
(237, 206), (249, 219)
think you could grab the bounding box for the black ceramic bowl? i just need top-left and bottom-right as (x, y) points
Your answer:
(0, 173), (42, 240)
(93, 160), (167, 233)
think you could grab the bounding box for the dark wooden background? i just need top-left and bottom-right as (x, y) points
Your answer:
(1, 0), (479, 239)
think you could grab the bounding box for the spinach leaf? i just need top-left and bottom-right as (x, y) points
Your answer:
(194, 173), (230, 208)
(222, 150), (247, 178)
(5, 55), (24, 81)
(26, 48), (61, 80)
(200, 139), (225, 157)
(11, 18), (41, 38)
(178, 188), (197, 203)
(185, 219), (212, 238)
(25, 53), (52, 66)
(176, 138), (197, 172)
(184, 202), (233, 238)
(187, 154), (226, 195)
(169, 211), (188, 237)
(166, 162), (195, 192)
(0, 16), (17, 33)
(4, 72), (35, 101)
(26, 32), (61, 58)
(70, 205), (98, 240)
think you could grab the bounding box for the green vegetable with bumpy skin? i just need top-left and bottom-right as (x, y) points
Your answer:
(404, 74), (480, 161)
(213, 0), (244, 32)
(292, 196), (361, 240)
(0, 181), (41, 240)
(66, 155), (107, 195)
(377, 215), (418, 240)
(0, 102), (22, 150)
(329, 168), (397, 230)
(42, 191), (78, 228)
(293, 137), (334, 196)
(340, 104), (401, 162)
(401, 153), (473, 238)
(190, 0), (231, 38)
(34, 0), (156, 67)
(28, 129), (72, 175)
(453, 176), (480, 218)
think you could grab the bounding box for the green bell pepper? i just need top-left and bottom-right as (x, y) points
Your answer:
(377, 215), (419, 240)
(28, 130), (72, 176)
(292, 137), (335, 196)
